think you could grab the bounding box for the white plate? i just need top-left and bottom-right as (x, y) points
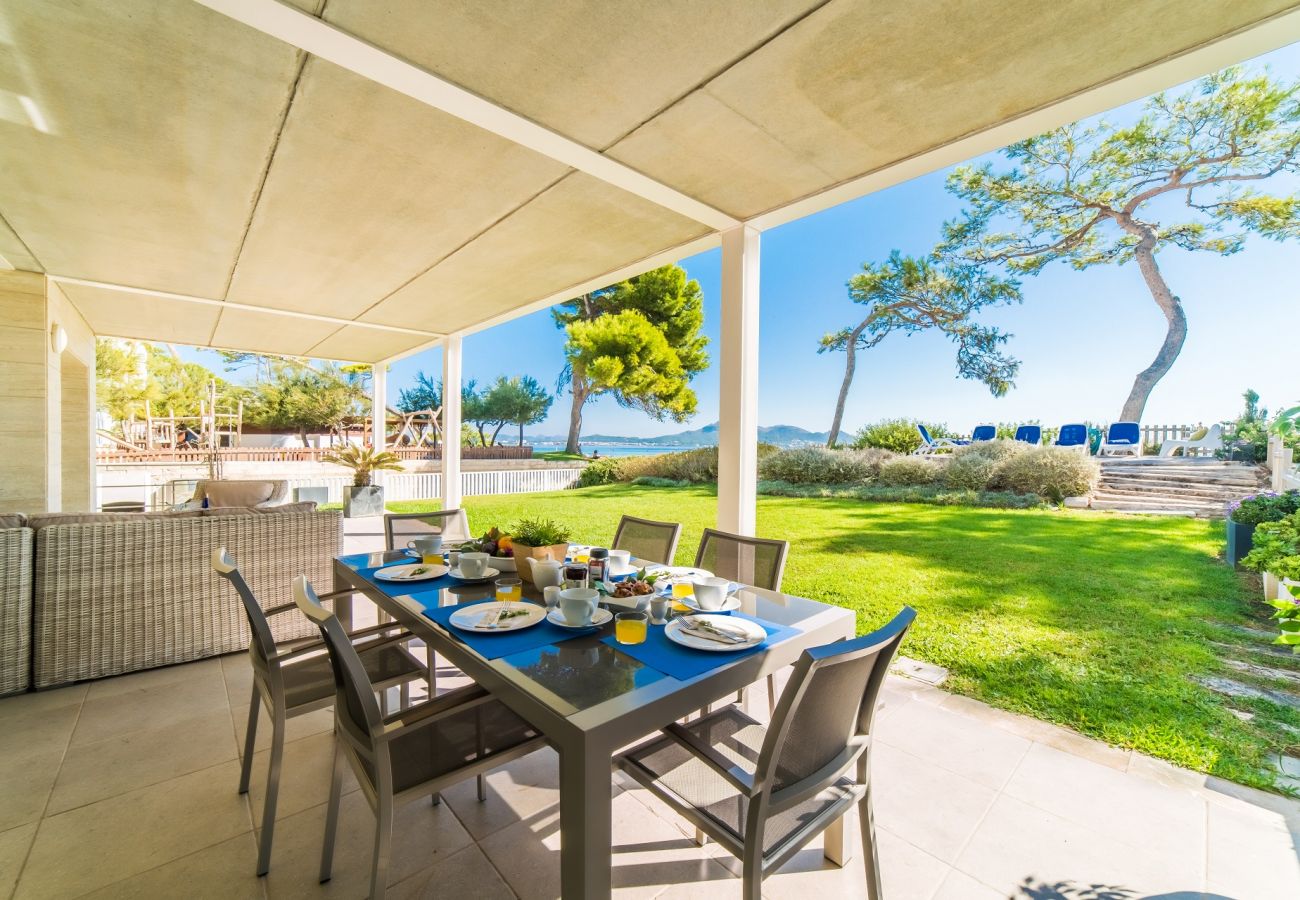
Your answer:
(664, 615), (765, 652)
(546, 607), (613, 630)
(677, 594), (742, 613)
(646, 565), (714, 586)
(447, 566), (501, 583)
(374, 563), (449, 582)
(448, 602), (545, 632)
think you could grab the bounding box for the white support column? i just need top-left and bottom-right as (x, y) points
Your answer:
(717, 225), (761, 536)
(371, 364), (387, 451)
(441, 336), (463, 511)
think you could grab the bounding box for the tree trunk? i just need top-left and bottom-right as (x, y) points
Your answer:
(826, 320), (869, 448)
(519, 421), (525, 447)
(1116, 218), (1189, 422)
(565, 376), (588, 455)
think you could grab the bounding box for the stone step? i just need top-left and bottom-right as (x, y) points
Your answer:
(1092, 490), (1219, 506)
(1095, 482), (1247, 501)
(1098, 464), (1261, 479)
(1098, 471), (1262, 487)
(1087, 500), (1216, 517)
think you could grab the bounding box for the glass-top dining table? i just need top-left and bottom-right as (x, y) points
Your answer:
(332, 550), (856, 899)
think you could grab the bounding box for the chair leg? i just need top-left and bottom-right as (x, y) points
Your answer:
(238, 685), (259, 794)
(859, 785), (883, 900)
(824, 811), (853, 866)
(766, 674), (776, 713)
(399, 679), (409, 710)
(371, 789), (394, 900)
(254, 705), (286, 876)
(319, 737), (345, 883)
(693, 827), (708, 846)
(477, 773), (487, 802)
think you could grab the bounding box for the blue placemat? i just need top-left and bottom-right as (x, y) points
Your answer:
(416, 597), (587, 660)
(340, 552), (460, 597)
(600, 613), (799, 681)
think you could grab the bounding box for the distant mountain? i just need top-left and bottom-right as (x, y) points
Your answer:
(528, 422), (830, 448)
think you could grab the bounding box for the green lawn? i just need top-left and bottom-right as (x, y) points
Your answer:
(532, 450), (588, 462)
(386, 484), (1297, 790)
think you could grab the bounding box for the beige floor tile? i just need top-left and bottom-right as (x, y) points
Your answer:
(1002, 742), (1205, 872)
(1205, 795), (1300, 900)
(479, 790), (729, 900)
(956, 794), (1202, 897)
(220, 652), (256, 705)
(262, 790), (472, 899)
(440, 747), (563, 841)
(234, 703), (336, 757)
(0, 701), (81, 760)
(77, 832), (265, 900)
(48, 709), (239, 814)
(14, 761), (253, 900)
(930, 868), (1006, 900)
(247, 731), (359, 828)
(0, 684), (86, 723)
(389, 843), (514, 900)
(85, 658), (225, 700)
(0, 749), (63, 832)
(870, 742), (997, 864)
(0, 823), (38, 898)
(1125, 752), (1208, 791)
(876, 696), (1032, 791)
(72, 674), (230, 746)
(759, 826), (949, 900)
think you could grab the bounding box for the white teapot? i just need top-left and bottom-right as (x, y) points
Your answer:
(527, 556), (564, 589)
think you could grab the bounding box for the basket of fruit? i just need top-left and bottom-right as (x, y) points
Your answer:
(459, 527), (516, 572)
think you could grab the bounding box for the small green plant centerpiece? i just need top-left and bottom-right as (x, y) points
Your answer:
(509, 517), (572, 584)
(322, 444), (404, 517)
(1225, 490), (1300, 567)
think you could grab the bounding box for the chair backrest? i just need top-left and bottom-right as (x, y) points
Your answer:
(915, 423), (934, 446)
(211, 547), (278, 675)
(612, 515), (682, 565)
(694, 528), (789, 592)
(1055, 423), (1087, 446)
(384, 509), (471, 550)
(1197, 424), (1224, 445)
(758, 607), (915, 804)
(971, 425), (996, 442)
(1014, 424), (1042, 444)
(1107, 421), (1140, 444)
(293, 576), (384, 763)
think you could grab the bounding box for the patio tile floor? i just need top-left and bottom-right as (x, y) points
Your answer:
(3, 606), (1298, 898)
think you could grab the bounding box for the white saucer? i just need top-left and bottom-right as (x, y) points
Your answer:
(677, 594), (741, 613)
(374, 563), (449, 582)
(546, 607), (613, 629)
(448, 566), (501, 583)
(664, 615), (765, 652)
(448, 602), (545, 632)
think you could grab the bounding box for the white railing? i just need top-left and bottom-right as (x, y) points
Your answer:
(1140, 423), (1201, 448)
(1268, 435), (1300, 491)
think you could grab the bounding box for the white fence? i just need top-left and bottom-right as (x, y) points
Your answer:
(1269, 435), (1300, 491)
(99, 468), (584, 510)
(1140, 423), (1201, 448)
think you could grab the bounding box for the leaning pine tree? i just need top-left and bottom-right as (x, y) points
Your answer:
(820, 251), (1022, 448)
(943, 66), (1300, 421)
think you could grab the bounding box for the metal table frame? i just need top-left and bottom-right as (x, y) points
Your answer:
(333, 551), (856, 898)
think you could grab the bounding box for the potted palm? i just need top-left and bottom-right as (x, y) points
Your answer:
(509, 517), (572, 584)
(322, 444), (404, 517)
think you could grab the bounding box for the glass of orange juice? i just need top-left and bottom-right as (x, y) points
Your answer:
(615, 611), (648, 645)
(495, 577), (522, 603)
(671, 580), (693, 612)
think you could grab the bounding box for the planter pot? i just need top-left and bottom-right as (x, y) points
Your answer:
(343, 485), (384, 518)
(1264, 571), (1280, 601)
(1225, 518), (1256, 568)
(512, 542), (569, 584)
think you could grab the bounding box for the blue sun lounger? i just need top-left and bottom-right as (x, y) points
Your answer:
(971, 425), (996, 442)
(913, 424), (969, 455)
(1013, 425), (1042, 445)
(1054, 423), (1089, 452)
(1099, 421), (1141, 457)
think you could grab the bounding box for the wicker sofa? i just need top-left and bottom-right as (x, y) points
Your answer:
(1, 504), (341, 692)
(1, 516), (33, 696)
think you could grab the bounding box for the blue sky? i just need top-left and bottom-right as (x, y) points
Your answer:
(187, 45), (1300, 439)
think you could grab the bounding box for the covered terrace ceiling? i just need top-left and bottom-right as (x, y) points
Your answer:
(1, 0), (1297, 362)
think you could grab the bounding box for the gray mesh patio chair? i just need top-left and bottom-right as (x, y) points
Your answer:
(695, 529), (791, 709)
(293, 575), (547, 900)
(383, 509), (471, 550)
(212, 549), (427, 877)
(613, 514), (682, 565)
(618, 606), (915, 900)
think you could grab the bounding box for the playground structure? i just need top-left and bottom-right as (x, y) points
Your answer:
(97, 380), (244, 454)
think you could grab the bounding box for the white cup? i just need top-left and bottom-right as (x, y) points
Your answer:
(406, 535), (443, 558)
(691, 577), (731, 611)
(543, 585), (562, 609)
(459, 552), (489, 578)
(607, 548), (632, 572)
(559, 587), (599, 626)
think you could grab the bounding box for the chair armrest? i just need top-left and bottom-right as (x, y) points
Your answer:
(378, 684), (492, 740)
(664, 723), (757, 797)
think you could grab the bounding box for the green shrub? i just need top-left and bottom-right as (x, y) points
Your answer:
(620, 447), (719, 483)
(631, 476), (690, 487)
(952, 438), (1028, 463)
(758, 447), (881, 484)
(877, 457), (943, 486)
(575, 457), (625, 487)
(851, 419), (954, 454)
(943, 454), (998, 490)
(757, 480), (1043, 509)
(989, 446), (1099, 502)
(1242, 510), (1300, 579)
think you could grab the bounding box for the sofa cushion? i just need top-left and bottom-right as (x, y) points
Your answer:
(26, 509), (205, 530)
(202, 481), (280, 508)
(201, 501), (318, 518)
(0, 514), (26, 529)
